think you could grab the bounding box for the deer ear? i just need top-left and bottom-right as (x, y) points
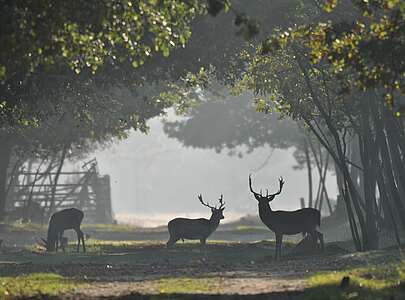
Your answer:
(268, 195), (275, 202)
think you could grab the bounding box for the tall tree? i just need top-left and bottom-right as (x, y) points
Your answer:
(235, 0), (405, 250)
(0, 0), (221, 220)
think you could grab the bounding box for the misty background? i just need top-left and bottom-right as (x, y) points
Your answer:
(87, 95), (339, 227)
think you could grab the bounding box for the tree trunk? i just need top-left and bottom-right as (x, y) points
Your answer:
(304, 139), (313, 208)
(295, 54), (368, 249)
(358, 105), (379, 250)
(384, 110), (405, 206)
(334, 161), (347, 218)
(0, 138), (13, 221)
(309, 140), (332, 214)
(349, 138), (364, 201)
(373, 103), (405, 230)
(376, 165), (402, 247)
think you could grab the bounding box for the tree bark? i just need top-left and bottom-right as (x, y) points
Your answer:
(349, 138), (364, 201)
(304, 139), (313, 208)
(358, 102), (379, 250)
(295, 52), (368, 249)
(372, 103), (405, 230)
(384, 110), (405, 206)
(0, 138), (14, 221)
(376, 165), (401, 247)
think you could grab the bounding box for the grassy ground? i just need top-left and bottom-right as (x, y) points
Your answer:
(304, 261), (405, 300)
(1, 221), (404, 299)
(0, 273), (85, 299)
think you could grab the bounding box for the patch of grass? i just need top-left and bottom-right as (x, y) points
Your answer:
(81, 239), (231, 252)
(305, 261), (405, 300)
(154, 277), (218, 294)
(0, 272), (85, 298)
(234, 225), (268, 232)
(1, 239), (277, 267)
(2, 222), (138, 234)
(2, 222), (46, 232)
(82, 223), (138, 233)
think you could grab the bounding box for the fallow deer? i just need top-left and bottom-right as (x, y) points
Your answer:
(249, 175), (323, 259)
(167, 194), (225, 247)
(41, 208), (86, 252)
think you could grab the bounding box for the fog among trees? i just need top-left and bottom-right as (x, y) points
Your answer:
(1, 1), (405, 299)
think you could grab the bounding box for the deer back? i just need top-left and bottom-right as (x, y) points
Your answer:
(261, 207), (321, 235)
(48, 208), (84, 237)
(168, 217), (217, 240)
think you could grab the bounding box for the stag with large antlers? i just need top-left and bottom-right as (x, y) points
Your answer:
(41, 208), (86, 252)
(249, 175), (323, 259)
(167, 194), (225, 247)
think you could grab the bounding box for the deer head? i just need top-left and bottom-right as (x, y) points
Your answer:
(40, 237), (56, 252)
(198, 194), (225, 220)
(40, 238), (49, 251)
(249, 174), (285, 203)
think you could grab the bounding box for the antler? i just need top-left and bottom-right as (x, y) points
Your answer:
(249, 174), (262, 197)
(218, 194), (225, 209)
(249, 174), (285, 200)
(198, 194), (216, 209)
(268, 177), (285, 199)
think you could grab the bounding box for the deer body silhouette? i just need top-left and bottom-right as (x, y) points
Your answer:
(42, 208), (86, 252)
(249, 175), (323, 259)
(167, 195), (225, 247)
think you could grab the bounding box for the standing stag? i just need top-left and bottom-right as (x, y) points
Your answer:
(249, 175), (323, 259)
(167, 194), (225, 247)
(41, 208), (86, 252)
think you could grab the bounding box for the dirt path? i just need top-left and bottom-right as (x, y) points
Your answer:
(75, 276), (307, 298)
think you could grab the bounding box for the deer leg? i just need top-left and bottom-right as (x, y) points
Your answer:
(275, 234), (282, 260)
(316, 231), (324, 252)
(56, 233), (61, 252)
(74, 228), (84, 253)
(78, 229), (85, 253)
(76, 231), (80, 253)
(55, 233), (58, 252)
(60, 232), (66, 252)
(61, 234), (66, 253)
(80, 230), (86, 253)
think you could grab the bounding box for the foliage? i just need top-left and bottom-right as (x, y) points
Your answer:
(0, 0), (210, 132)
(0, 0), (233, 221)
(248, 1), (405, 252)
(262, 0), (405, 110)
(305, 261), (405, 300)
(0, 273), (85, 298)
(155, 277), (217, 293)
(0, 0), (203, 81)
(163, 91), (301, 156)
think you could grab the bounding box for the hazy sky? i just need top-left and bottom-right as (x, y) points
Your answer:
(92, 117), (338, 223)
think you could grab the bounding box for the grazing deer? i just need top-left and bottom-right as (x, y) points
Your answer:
(249, 175), (323, 259)
(41, 208), (86, 253)
(167, 194), (225, 247)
